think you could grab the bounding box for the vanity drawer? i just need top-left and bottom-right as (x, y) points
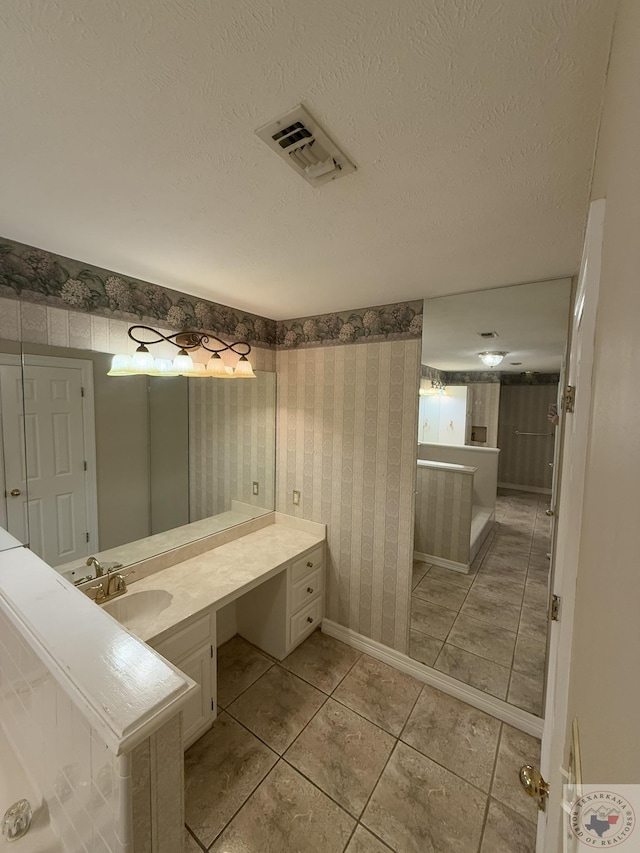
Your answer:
(289, 596), (322, 647)
(290, 566), (322, 612)
(153, 612), (212, 662)
(291, 546), (324, 582)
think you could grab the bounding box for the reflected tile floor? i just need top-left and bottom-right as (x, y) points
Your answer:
(185, 632), (539, 852)
(410, 489), (550, 715)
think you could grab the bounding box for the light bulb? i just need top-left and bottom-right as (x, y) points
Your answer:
(173, 349), (194, 374)
(233, 355), (256, 378)
(206, 353), (230, 377)
(154, 358), (178, 376)
(107, 354), (133, 376)
(131, 346), (155, 373)
(478, 351), (507, 368)
(184, 362), (206, 377)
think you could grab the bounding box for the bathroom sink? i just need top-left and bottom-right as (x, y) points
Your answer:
(102, 589), (172, 631)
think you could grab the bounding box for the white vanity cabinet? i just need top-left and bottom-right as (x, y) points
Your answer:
(237, 543), (325, 660)
(150, 611), (216, 748)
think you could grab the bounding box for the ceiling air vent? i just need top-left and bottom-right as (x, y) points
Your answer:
(256, 105), (356, 188)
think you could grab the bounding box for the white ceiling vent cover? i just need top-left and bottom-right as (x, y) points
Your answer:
(256, 105), (356, 188)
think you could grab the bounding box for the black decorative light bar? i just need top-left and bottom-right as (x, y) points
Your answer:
(108, 326), (255, 378)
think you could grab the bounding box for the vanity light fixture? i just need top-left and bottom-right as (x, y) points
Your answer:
(478, 351), (507, 368)
(108, 326), (256, 378)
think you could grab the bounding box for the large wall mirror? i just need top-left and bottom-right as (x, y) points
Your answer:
(0, 337), (276, 578)
(412, 278), (572, 718)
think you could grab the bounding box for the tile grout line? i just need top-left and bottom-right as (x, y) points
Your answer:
(414, 494), (546, 711)
(207, 639), (368, 847)
(476, 720), (506, 852)
(351, 684), (426, 850)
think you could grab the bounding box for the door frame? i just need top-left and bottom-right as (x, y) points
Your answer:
(537, 198), (605, 851)
(21, 353), (99, 555)
(0, 354), (23, 532)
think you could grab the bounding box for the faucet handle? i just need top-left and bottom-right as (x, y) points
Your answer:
(87, 583), (106, 604)
(106, 563), (124, 574)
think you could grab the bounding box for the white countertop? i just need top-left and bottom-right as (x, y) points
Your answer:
(109, 519), (326, 644)
(0, 548), (197, 756)
(57, 504), (271, 577)
(0, 528), (23, 551)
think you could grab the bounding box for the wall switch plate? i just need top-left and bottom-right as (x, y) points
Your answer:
(292, 490), (301, 505)
(252, 481), (259, 495)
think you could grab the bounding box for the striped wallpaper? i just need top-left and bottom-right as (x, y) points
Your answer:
(414, 465), (473, 566)
(276, 339), (421, 653)
(189, 366), (276, 519)
(497, 383), (559, 490)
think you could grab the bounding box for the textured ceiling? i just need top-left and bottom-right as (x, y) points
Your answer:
(0, 0), (615, 319)
(422, 278), (572, 372)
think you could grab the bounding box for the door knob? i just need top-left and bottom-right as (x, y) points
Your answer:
(10, 489), (21, 497)
(545, 508), (555, 517)
(519, 765), (549, 811)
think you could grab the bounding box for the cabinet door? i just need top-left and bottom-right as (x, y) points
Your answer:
(176, 644), (214, 747)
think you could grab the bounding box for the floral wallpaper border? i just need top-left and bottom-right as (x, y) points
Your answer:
(421, 363), (560, 386)
(0, 237), (423, 348)
(276, 300), (423, 348)
(0, 237), (276, 345)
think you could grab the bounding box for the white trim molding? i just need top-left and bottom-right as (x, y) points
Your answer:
(413, 550), (470, 574)
(322, 618), (544, 739)
(498, 482), (552, 495)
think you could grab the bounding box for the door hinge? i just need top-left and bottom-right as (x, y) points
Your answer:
(211, 698), (215, 711)
(83, 460), (87, 471)
(85, 532), (90, 543)
(551, 594), (561, 621)
(81, 386), (85, 397)
(562, 385), (575, 413)
(210, 644), (214, 658)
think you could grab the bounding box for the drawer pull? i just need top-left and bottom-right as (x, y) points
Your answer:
(307, 616), (314, 624)
(306, 561), (313, 568)
(307, 587), (314, 594)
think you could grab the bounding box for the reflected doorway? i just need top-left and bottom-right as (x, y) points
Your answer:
(1, 354), (98, 566)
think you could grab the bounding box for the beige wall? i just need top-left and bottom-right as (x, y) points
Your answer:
(567, 0), (640, 782)
(276, 340), (420, 653)
(189, 366), (276, 519)
(414, 464), (473, 567)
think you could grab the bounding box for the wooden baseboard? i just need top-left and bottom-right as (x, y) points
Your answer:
(321, 619), (544, 739)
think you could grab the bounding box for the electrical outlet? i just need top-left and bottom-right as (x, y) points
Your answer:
(252, 481), (259, 495)
(292, 490), (301, 506)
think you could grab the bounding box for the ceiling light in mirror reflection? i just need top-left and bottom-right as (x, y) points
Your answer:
(478, 351), (507, 368)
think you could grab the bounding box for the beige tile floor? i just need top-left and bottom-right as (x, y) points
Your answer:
(184, 630), (540, 852)
(410, 489), (551, 715)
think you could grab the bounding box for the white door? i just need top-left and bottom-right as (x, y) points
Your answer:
(537, 199), (605, 851)
(0, 362), (29, 541)
(6, 357), (98, 567)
